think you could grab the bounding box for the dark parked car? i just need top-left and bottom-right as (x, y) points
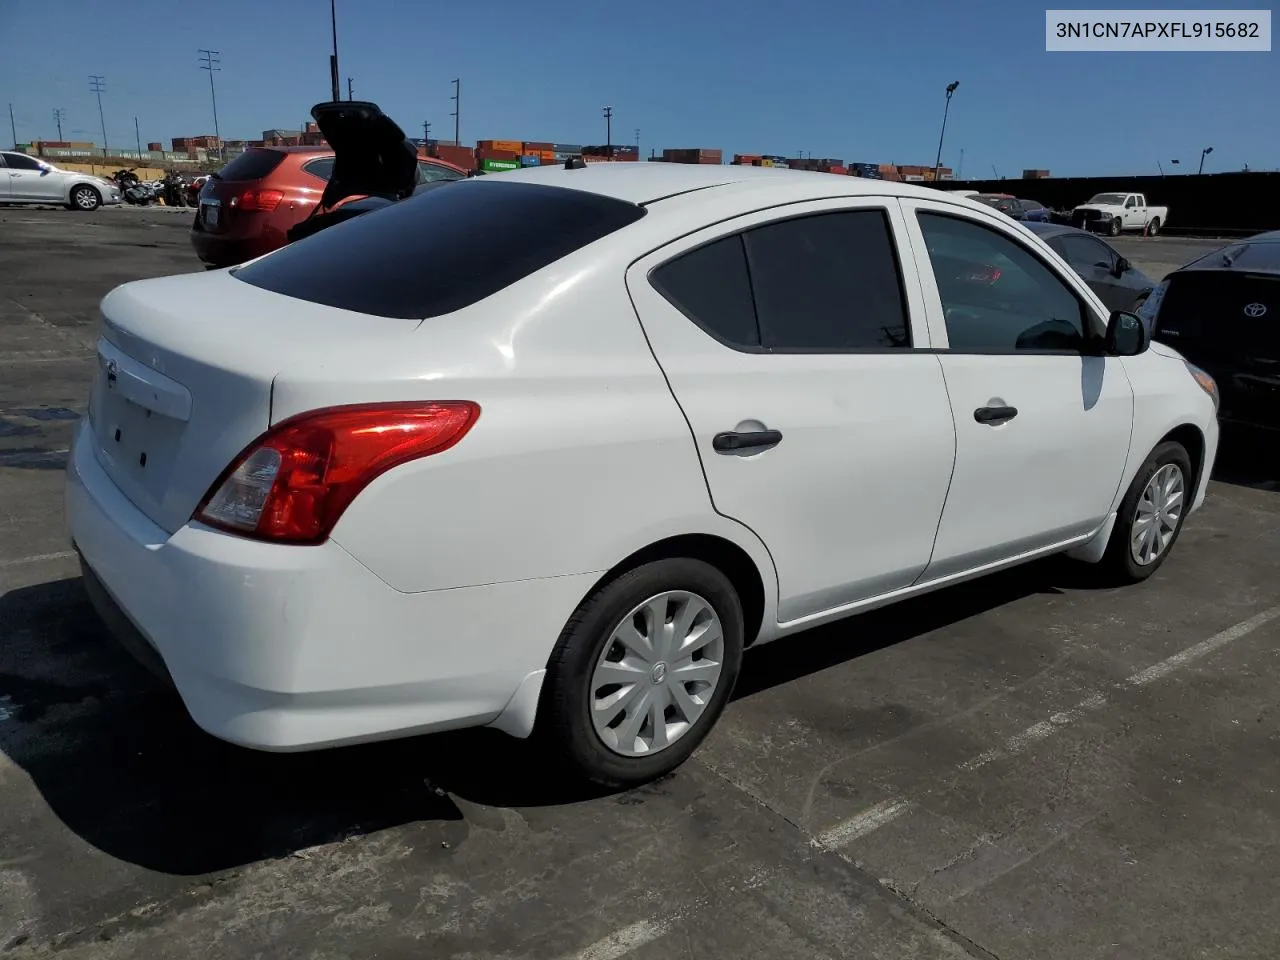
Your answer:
(1139, 230), (1279, 433)
(1024, 222), (1156, 312)
(973, 193), (1051, 222)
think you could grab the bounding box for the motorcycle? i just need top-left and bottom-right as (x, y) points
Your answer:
(160, 172), (191, 207)
(111, 168), (156, 205)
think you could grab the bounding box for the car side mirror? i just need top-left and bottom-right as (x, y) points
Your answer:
(1105, 310), (1148, 356)
(1113, 257), (1129, 277)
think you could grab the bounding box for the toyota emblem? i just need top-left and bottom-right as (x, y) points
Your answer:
(1243, 302), (1267, 318)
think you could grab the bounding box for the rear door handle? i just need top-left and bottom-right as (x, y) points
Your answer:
(713, 429), (782, 452)
(973, 405), (1018, 425)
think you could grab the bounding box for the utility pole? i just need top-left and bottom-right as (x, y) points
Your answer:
(54, 108), (66, 141)
(7, 103), (15, 149)
(134, 116), (142, 157)
(450, 79), (460, 146)
(422, 120), (431, 155)
(933, 80), (959, 181)
(957, 147), (965, 180)
(602, 105), (613, 152)
(89, 76), (107, 155)
(347, 77), (353, 100)
(198, 50), (222, 161)
(634, 127), (640, 153)
(329, 0), (341, 102)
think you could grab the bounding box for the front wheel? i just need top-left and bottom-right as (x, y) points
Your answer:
(539, 559), (745, 787)
(69, 185), (101, 211)
(1099, 441), (1193, 583)
(1108, 217), (1122, 237)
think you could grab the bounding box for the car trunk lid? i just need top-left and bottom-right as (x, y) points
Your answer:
(1155, 271), (1280, 425)
(89, 269), (423, 534)
(310, 100), (418, 210)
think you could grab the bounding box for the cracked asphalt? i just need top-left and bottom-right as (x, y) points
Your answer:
(2, 206), (1279, 959)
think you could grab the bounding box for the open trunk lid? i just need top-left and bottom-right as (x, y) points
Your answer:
(310, 100), (418, 210)
(89, 269), (422, 534)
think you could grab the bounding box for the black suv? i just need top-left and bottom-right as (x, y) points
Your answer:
(1143, 230), (1279, 433)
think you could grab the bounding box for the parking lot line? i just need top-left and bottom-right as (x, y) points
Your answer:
(816, 603), (1280, 842)
(0, 550), (75, 569)
(813, 798), (912, 850)
(558, 916), (675, 960)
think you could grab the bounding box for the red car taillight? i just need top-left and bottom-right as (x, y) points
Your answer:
(195, 402), (481, 545)
(233, 188), (285, 212)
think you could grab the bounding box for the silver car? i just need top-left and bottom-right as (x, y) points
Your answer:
(0, 151), (123, 211)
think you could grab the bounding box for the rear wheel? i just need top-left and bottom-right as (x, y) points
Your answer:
(1108, 217), (1122, 237)
(540, 559), (744, 787)
(1099, 441), (1193, 583)
(69, 185), (101, 211)
(1147, 217), (1161, 237)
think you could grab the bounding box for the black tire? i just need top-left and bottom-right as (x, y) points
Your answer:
(68, 185), (101, 212)
(1098, 441), (1193, 584)
(1108, 217), (1122, 237)
(539, 558), (745, 787)
(1147, 217), (1161, 237)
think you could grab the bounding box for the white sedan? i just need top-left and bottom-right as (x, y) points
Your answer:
(0, 151), (122, 210)
(66, 163), (1220, 785)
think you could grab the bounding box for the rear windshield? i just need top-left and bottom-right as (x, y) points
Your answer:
(216, 149), (286, 182)
(233, 180), (648, 319)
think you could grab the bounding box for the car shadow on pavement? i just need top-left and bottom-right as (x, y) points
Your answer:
(0, 559), (1095, 879)
(1211, 428), (1280, 492)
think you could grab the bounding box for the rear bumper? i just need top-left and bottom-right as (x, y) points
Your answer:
(189, 220), (287, 267)
(65, 423), (589, 750)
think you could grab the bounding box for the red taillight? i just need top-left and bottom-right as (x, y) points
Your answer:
(234, 188), (285, 212)
(195, 402), (480, 545)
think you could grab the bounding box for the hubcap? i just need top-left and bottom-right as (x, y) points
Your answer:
(1131, 463), (1185, 566)
(590, 590), (725, 758)
(76, 190), (95, 208)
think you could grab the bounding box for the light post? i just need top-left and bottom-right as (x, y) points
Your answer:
(933, 80), (959, 181)
(1198, 146), (1213, 175)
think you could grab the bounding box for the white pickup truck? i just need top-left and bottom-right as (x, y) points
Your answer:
(1071, 192), (1168, 237)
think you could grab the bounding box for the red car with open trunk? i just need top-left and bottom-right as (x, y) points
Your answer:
(191, 125), (468, 268)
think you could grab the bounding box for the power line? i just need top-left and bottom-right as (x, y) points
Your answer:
(88, 76), (107, 155)
(198, 49), (222, 161)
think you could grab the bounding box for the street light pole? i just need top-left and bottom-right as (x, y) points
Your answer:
(329, 0), (341, 102)
(1198, 146), (1213, 175)
(89, 76), (108, 155)
(134, 116), (142, 158)
(198, 50), (222, 161)
(450, 79), (460, 146)
(602, 105), (613, 153)
(933, 80), (959, 182)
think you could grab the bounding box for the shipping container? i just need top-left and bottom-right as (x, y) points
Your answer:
(475, 149), (522, 162)
(520, 155), (540, 166)
(551, 143), (582, 153)
(477, 139), (523, 154)
(480, 158), (521, 172)
(1022, 169), (1051, 179)
(523, 141), (554, 151)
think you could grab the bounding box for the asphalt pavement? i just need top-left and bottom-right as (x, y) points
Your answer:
(2, 207), (1278, 960)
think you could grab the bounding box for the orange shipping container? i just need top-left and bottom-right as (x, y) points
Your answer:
(477, 139), (523, 153)
(476, 149), (521, 162)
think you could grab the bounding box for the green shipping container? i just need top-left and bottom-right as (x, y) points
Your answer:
(481, 158), (520, 172)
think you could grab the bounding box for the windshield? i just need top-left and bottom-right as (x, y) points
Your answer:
(1088, 193), (1128, 205)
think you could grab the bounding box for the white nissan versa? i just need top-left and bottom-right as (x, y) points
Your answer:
(66, 163), (1220, 785)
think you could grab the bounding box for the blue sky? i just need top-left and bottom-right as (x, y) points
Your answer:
(2, 0), (1276, 176)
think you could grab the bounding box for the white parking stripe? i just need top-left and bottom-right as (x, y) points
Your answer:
(0, 550), (75, 569)
(1124, 605), (1280, 688)
(820, 604), (1280, 839)
(560, 918), (674, 960)
(813, 799), (911, 850)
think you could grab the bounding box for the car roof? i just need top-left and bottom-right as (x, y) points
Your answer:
(489, 161), (998, 207)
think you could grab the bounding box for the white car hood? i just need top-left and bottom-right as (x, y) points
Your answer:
(1074, 203), (1121, 213)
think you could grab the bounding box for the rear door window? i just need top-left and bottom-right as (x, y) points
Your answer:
(417, 161), (465, 183)
(216, 149), (286, 182)
(650, 236), (759, 348)
(233, 180), (647, 319)
(302, 157), (335, 182)
(1058, 234), (1115, 271)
